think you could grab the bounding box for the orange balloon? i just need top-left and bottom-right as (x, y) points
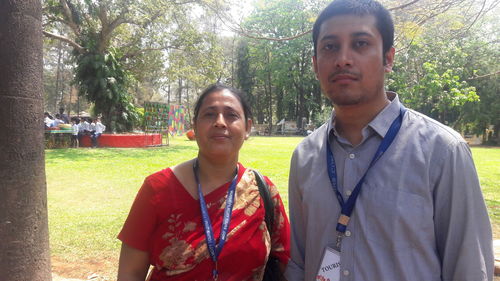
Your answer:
(186, 130), (195, 140)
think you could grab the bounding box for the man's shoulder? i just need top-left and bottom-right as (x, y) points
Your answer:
(405, 109), (466, 147)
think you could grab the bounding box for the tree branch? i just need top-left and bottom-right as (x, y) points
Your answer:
(98, 8), (163, 53)
(122, 46), (181, 60)
(42, 30), (85, 53)
(453, 0), (488, 38)
(58, 0), (80, 36)
(237, 28), (312, 41)
(172, 0), (201, 4)
(98, 2), (109, 27)
(467, 71), (500, 81)
(203, 0), (312, 41)
(388, 0), (422, 11)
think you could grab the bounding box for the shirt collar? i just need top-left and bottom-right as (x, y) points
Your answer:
(327, 92), (401, 143)
(368, 92), (400, 138)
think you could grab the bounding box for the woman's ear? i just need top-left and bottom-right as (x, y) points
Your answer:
(245, 119), (253, 139)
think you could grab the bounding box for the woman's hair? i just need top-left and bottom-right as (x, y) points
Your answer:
(193, 84), (253, 123)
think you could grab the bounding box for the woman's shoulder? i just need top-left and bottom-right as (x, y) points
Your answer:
(170, 158), (196, 187)
(144, 166), (179, 193)
(243, 166), (279, 196)
(244, 166), (272, 182)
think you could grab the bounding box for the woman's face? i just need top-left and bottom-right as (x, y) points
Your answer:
(194, 89), (252, 161)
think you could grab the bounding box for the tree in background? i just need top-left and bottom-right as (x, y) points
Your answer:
(388, 2), (500, 142)
(0, 1), (52, 280)
(458, 10), (500, 144)
(388, 37), (479, 126)
(42, 0), (228, 132)
(236, 0), (328, 130)
(41, 0), (499, 139)
(234, 0), (499, 138)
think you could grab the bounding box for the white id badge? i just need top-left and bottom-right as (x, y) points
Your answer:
(315, 246), (341, 281)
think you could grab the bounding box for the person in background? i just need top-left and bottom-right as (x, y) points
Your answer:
(82, 117), (91, 133)
(90, 118), (106, 148)
(75, 117), (85, 143)
(77, 117), (87, 144)
(285, 0), (493, 280)
(70, 118), (79, 148)
(117, 84), (290, 281)
(52, 114), (65, 127)
(59, 107), (70, 124)
(44, 112), (54, 128)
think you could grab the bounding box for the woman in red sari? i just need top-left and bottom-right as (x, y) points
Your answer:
(117, 84), (290, 281)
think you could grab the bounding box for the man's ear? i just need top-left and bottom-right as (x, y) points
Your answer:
(245, 119), (253, 139)
(384, 47), (395, 73)
(312, 55), (319, 79)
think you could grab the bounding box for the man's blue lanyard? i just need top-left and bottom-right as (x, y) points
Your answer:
(327, 105), (406, 249)
(193, 159), (238, 280)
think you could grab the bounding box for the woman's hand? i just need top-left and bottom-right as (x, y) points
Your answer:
(117, 243), (150, 281)
(279, 262), (288, 281)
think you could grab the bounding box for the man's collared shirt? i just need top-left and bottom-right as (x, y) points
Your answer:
(285, 93), (493, 281)
(79, 121), (89, 132)
(94, 122), (105, 134)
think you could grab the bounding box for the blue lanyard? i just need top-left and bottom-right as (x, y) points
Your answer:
(327, 105), (406, 242)
(193, 160), (238, 280)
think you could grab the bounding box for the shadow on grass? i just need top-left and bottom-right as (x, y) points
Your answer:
(45, 142), (197, 163)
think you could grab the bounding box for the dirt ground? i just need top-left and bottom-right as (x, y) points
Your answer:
(51, 256), (116, 281)
(51, 247), (500, 281)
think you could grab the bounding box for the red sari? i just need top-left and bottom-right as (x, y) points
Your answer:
(118, 163), (290, 281)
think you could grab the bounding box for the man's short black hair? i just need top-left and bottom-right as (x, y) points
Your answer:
(312, 0), (394, 57)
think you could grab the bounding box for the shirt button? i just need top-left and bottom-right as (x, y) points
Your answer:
(345, 230), (351, 237)
(349, 153), (355, 159)
(343, 269), (350, 276)
(345, 189), (352, 196)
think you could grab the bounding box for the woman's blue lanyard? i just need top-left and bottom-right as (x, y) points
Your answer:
(193, 159), (239, 280)
(327, 105), (406, 250)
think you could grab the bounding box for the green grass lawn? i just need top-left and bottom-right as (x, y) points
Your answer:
(45, 137), (500, 279)
(471, 146), (500, 237)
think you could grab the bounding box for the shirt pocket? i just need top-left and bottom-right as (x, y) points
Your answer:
(358, 182), (430, 251)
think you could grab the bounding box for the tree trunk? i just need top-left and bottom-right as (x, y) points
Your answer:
(185, 80), (191, 129)
(178, 78), (183, 104)
(55, 40), (63, 110)
(266, 55), (273, 135)
(68, 85), (72, 116)
(167, 84), (171, 106)
(0, 1), (52, 280)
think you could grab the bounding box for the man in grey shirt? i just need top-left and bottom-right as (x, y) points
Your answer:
(285, 0), (494, 280)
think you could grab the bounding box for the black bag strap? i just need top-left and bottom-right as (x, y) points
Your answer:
(254, 170), (275, 236)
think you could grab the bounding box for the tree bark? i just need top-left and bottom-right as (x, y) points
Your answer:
(0, 1), (52, 281)
(55, 40), (63, 110)
(266, 53), (273, 135)
(167, 84), (171, 106)
(178, 78), (183, 104)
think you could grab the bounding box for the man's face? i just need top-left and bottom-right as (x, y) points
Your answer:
(313, 14), (394, 107)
